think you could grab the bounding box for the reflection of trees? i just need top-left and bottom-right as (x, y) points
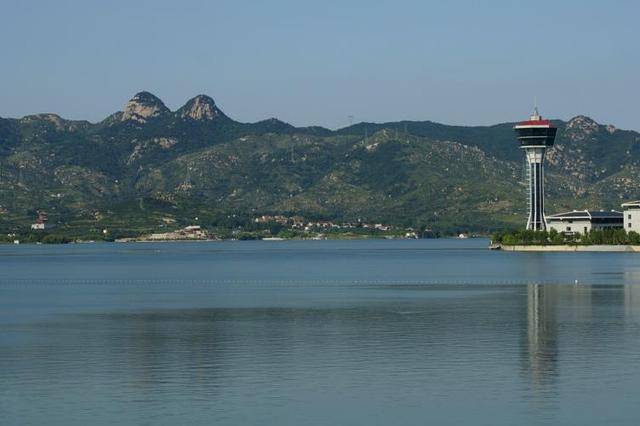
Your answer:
(103, 310), (233, 396)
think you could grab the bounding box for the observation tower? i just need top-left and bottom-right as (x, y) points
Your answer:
(514, 108), (557, 231)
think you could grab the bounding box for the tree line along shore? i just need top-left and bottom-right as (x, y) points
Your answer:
(491, 228), (640, 246)
(0, 224), (437, 245)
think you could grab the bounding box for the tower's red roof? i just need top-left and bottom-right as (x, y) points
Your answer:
(517, 119), (552, 126)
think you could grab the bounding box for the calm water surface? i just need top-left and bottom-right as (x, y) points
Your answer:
(1, 239), (640, 425)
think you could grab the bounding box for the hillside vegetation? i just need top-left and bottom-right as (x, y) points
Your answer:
(1, 92), (639, 236)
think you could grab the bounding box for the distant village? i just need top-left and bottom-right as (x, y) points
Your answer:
(253, 215), (395, 232)
(18, 211), (423, 243)
(129, 215), (422, 242)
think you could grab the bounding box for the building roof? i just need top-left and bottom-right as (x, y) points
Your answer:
(547, 210), (622, 220)
(515, 119), (553, 128)
(621, 200), (640, 208)
(514, 107), (555, 129)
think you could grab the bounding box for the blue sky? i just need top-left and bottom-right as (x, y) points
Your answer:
(1, 0), (638, 130)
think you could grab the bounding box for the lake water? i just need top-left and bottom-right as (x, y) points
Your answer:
(2, 239), (640, 425)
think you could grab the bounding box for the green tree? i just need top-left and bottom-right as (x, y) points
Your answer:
(628, 231), (640, 244)
(42, 234), (71, 244)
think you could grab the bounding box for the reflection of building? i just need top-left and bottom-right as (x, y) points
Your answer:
(514, 108), (557, 231)
(546, 210), (623, 235)
(621, 201), (640, 232)
(624, 285), (640, 322)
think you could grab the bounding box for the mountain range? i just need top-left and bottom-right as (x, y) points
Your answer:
(1, 91), (639, 236)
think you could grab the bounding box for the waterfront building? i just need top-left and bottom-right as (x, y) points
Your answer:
(30, 223), (50, 230)
(546, 210), (623, 234)
(30, 210), (53, 230)
(514, 108), (557, 230)
(621, 201), (640, 233)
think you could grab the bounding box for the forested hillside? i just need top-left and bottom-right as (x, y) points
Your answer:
(1, 92), (638, 236)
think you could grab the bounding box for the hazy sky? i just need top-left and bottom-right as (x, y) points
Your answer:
(1, 0), (638, 130)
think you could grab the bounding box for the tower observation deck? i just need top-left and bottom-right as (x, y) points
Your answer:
(514, 108), (557, 231)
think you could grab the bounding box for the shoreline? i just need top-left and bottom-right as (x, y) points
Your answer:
(2, 235), (481, 246)
(493, 244), (640, 252)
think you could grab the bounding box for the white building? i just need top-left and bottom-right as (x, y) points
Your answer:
(621, 201), (640, 233)
(30, 223), (53, 230)
(546, 210), (623, 234)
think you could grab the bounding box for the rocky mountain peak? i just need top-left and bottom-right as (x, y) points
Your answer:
(565, 115), (599, 141)
(19, 113), (91, 132)
(121, 91), (170, 123)
(566, 115), (598, 131)
(21, 113), (65, 126)
(179, 95), (220, 121)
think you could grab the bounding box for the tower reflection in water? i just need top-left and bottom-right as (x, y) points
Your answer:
(526, 284), (560, 390)
(524, 282), (597, 397)
(524, 281), (640, 396)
